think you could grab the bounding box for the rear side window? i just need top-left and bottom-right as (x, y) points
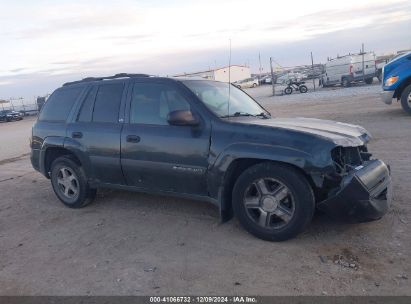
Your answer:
(77, 86), (98, 122)
(92, 83), (124, 123)
(39, 87), (83, 121)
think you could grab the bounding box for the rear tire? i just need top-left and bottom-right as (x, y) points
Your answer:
(400, 84), (411, 115)
(342, 78), (350, 87)
(252, 83), (257, 88)
(299, 85), (308, 93)
(50, 156), (96, 208)
(232, 162), (315, 241)
(365, 77), (373, 84)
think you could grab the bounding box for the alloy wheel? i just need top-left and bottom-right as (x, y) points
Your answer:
(57, 167), (79, 199)
(243, 178), (295, 229)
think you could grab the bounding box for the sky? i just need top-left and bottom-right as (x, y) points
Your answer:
(0, 0), (411, 100)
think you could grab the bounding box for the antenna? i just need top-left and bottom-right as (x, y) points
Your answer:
(227, 38), (232, 118)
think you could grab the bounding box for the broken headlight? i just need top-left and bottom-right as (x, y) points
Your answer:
(331, 146), (371, 174)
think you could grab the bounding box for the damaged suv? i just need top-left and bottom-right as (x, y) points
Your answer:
(31, 74), (391, 241)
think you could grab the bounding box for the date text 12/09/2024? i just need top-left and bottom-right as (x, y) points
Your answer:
(150, 296), (257, 303)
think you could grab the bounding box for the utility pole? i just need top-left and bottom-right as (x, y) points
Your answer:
(310, 51), (316, 91)
(259, 52), (262, 78)
(362, 43), (365, 83)
(227, 38), (232, 117)
(270, 57), (276, 96)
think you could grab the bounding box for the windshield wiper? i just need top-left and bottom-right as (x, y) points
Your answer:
(220, 112), (254, 118)
(221, 111), (271, 118)
(255, 112), (271, 118)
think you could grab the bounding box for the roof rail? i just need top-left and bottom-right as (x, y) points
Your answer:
(63, 73), (151, 86)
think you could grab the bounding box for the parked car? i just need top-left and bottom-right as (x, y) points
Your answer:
(233, 77), (259, 89)
(258, 75), (271, 85)
(31, 73), (391, 241)
(380, 51), (411, 115)
(264, 77), (272, 84)
(0, 110), (24, 122)
(320, 52), (376, 87)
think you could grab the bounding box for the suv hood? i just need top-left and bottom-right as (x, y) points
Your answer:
(236, 117), (370, 146)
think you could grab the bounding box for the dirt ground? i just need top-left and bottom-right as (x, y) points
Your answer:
(0, 85), (410, 295)
(0, 116), (34, 161)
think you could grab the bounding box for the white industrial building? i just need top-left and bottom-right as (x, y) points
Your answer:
(175, 65), (251, 82)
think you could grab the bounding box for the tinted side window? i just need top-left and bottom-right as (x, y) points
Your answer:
(130, 82), (190, 125)
(77, 86), (98, 122)
(39, 87), (83, 121)
(92, 83), (124, 123)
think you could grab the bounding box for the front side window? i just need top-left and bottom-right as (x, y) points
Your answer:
(92, 83), (124, 123)
(39, 87), (83, 121)
(183, 80), (267, 118)
(130, 82), (190, 125)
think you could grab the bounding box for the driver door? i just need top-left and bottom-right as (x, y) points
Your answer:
(121, 80), (211, 195)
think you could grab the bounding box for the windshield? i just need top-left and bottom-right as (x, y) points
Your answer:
(183, 80), (269, 118)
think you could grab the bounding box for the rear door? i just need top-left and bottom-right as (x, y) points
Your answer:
(121, 79), (211, 195)
(66, 81), (127, 185)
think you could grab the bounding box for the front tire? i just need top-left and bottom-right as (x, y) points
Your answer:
(232, 162), (315, 241)
(400, 84), (411, 115)
(365, 77), (373, 84)
(284, 87), (293, 95)
(50, 156), (96, 208)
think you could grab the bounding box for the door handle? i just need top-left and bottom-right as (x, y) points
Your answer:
(126, 135), (141, 143)
(72, 131), (83, 139)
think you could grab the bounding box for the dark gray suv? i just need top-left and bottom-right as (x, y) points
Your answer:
(31, 73), (391, 241)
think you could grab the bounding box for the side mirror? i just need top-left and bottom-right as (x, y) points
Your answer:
(167, 110), (199, 126)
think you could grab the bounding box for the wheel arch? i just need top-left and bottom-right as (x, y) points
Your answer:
(394, 76), (411, 99)
(40, 137), (89, 179)
(43, 147), (82, 178)
(217, 157), (317, 222)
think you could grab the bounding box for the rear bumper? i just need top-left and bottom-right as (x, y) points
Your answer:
(318, 160), (391, 222)
(380, 90), (394, 105)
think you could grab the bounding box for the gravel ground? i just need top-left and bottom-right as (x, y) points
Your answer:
(0, 85), (410, 295)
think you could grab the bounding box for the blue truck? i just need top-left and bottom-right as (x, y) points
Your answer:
(380, 52), (411, 115)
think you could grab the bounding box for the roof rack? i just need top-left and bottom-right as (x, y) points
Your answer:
(63, 73), (152, 86)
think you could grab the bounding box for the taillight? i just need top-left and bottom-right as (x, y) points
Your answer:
(349, 64), (353, 74)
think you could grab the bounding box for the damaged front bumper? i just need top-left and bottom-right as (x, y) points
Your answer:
(318, 159), (391, 222)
